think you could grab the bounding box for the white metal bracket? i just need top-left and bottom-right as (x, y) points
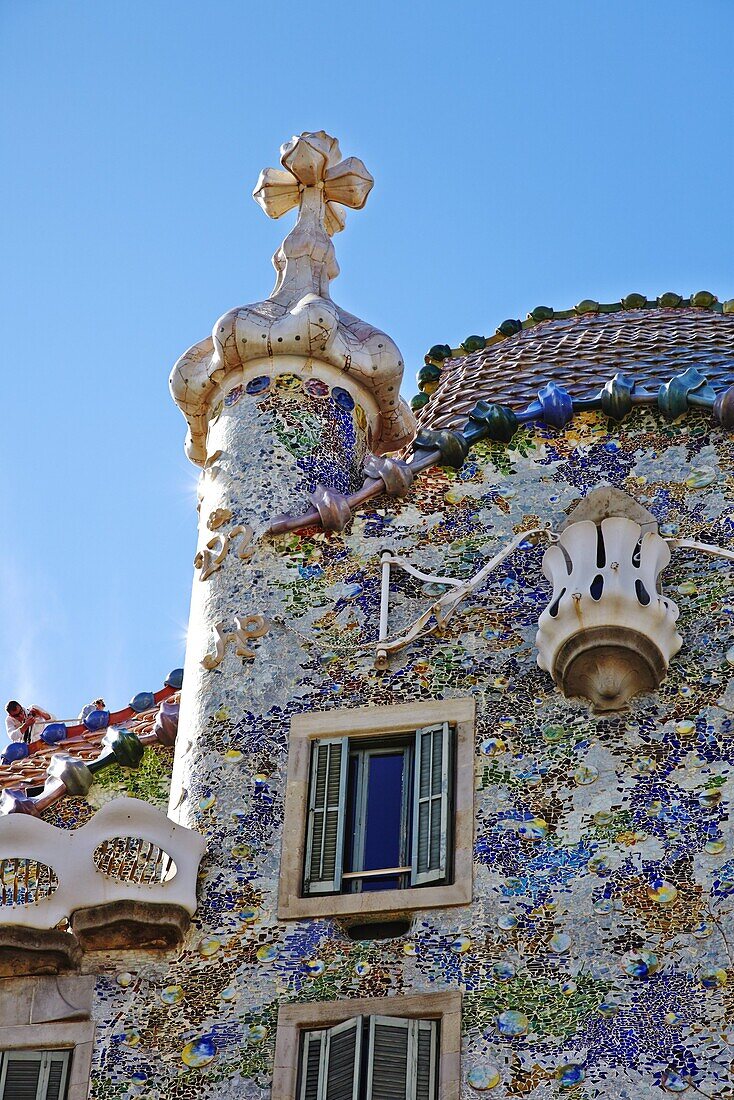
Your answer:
(375, 528), (547, 668)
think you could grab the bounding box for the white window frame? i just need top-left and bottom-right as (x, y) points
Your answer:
(298, 1014), (439, 1100)
(305, 730), (449, 897)
(347, 738), (414, 892)
(299, 1017), (362, 1100)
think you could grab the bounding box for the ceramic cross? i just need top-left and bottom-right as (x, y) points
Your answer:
(252, 131), (374, 304)
(253, 130), (373, 236)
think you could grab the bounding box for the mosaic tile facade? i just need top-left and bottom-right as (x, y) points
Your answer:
(81, 380), (733, 1099)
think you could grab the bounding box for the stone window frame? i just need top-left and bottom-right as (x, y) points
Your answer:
(278, 697), (475, 921)
(273, 990), (462, 1100)
(0, 1021), (95, 1100)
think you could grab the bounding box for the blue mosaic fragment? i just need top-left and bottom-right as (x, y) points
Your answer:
(40, 722), (67, 744)
(83, 708), (110, 732)
(331, 386), (355, 411)
(2, 742), (29, 764)
(246, 376), (270, 395)
(165, 667), (184, 690)
(130, 691), (156, 713)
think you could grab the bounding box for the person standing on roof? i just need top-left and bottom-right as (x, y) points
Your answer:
(78, 698), (106, 724)
(5, 701), (53, 744)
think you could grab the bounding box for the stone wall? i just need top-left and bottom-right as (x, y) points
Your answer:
(86, 404), (733, 1099)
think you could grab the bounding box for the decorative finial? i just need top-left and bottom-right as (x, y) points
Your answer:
(170, 129), (415, 465)
(252, 131), (374, 303)
(253, 131), (373, 234)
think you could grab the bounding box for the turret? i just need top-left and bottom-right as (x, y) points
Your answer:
(170, 129), (413, 474)
(166, 128), (414, 896)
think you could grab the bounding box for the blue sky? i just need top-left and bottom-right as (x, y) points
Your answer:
(1, 1), (733, 736)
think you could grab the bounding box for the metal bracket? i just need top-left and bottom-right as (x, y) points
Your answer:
(376, 552), (464, 669)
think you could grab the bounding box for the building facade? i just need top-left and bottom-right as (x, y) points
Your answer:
(0, 131), (733, 1100)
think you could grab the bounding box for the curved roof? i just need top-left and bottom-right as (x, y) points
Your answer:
(416, 305), (734, 432)
(0, 695), (177, 797)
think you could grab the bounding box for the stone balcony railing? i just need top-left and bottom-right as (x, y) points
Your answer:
(0, 798), (206, 976)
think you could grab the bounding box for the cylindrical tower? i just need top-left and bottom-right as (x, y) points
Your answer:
(163, 130), (416, 1082)
(169, 131), (414, 835)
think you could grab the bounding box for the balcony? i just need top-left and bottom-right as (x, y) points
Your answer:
(0, 798), (205, 975)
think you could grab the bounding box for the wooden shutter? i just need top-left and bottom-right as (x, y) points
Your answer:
(324, 1017), (361, 1100)
(304, 738), (348, 895)
(366, 1017), (438, 1100)
(299, 1018), (362, 1100)
(411, 723), (450, 886)
(299, 1031), (323, 1100)
(367, 1016), (410, 1099)
(43, 1053), (70, 1100)
(415, 1021), (438, 1100)
(0, 1053), (43, 1100)
(0, 1050), (71, 1100)
(365, 1012), (440, 1100)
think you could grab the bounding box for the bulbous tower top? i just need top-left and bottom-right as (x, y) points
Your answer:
(170, 130), (415, 465)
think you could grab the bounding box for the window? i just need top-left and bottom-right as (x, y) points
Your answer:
(0, 1050), (71, 1100)
(304, 723), (451, 896)
(0, 976), (94, 1100)
(274, 992), (461, 1100)
(279, 699), (474, 921)
(298, 1015), (438, 1100)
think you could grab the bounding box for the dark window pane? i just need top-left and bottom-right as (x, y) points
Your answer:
(362, 752), (404, 891)
(344, 753), (360, 874)
(361, 874), (402, 892)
